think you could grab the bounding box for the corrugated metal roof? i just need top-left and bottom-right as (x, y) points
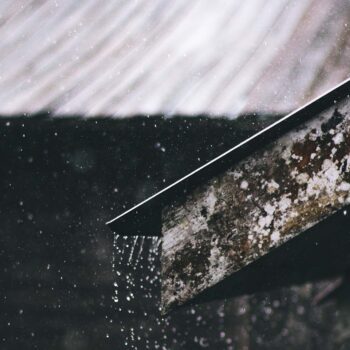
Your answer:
(0, 0), (349, 117)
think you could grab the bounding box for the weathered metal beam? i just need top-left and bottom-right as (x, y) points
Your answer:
(107, 79), (350, 313)
(107, 80), (350, 237)
(161, 81), (350, 312)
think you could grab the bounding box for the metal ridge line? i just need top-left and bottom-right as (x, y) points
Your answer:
(106, 77), (350, 226)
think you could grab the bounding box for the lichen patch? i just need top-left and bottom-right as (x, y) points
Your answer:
(161, 101), (350, 313)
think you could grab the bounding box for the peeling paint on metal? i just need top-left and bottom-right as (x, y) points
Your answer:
(161, 96), (350, 313)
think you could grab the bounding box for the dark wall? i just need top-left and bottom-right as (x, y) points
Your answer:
(1, 115), (275, 350)
(4, 115), (350, 350)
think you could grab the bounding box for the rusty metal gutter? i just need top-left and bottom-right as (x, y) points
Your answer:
(107, 78), (350, 312)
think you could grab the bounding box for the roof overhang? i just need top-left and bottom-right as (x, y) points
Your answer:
(107, 78), (350, 312)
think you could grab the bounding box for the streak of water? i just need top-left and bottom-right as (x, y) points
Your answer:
(112, 234), (229, 349)
(136, 236), (145, 263)
(112, 234), (161, 349)
(127, 236), (139, 264)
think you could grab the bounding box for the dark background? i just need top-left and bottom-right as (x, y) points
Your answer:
(1, 115), (272, 349)
(3, 115), (350, 350)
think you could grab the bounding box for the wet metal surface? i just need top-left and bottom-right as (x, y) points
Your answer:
(161, 92), (350, 312)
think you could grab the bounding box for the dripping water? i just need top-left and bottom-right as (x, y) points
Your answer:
(112, 234), (162, 349)
(112, 234), (231, 349)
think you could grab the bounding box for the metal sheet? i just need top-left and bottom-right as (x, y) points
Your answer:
(161, 80), (350, 312)
(1, 0), (350, 116)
